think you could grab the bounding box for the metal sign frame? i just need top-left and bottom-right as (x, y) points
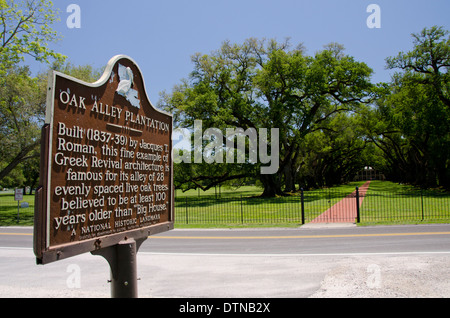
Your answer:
(34, 55), (174, 265)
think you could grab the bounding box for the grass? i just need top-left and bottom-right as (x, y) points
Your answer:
(174, 182), (366, 228)
(0, 192), (35, 226)
(359, 181), (450, 226)
(174, 180), (449, 228)
(175, 185), (264, 198)
(176, 195), (302, 228)
(1, 181), (448, 228)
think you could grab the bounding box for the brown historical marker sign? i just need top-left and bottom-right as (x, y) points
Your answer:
(34, 55), (173, 264)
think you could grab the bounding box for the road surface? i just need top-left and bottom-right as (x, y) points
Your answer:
(1, 223), (450, 298)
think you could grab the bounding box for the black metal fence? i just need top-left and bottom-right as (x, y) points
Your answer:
(175, 187), (450, 225)
(1, 187), (449, 226)
(359, 188), (450, 223)
(176, 195), (303, 225)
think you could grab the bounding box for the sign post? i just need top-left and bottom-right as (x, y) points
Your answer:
(34, 55), (174, 297)
(15, 188), (23, 223)
(91, 237), (144, 298)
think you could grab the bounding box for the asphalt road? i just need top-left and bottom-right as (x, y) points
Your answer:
(1, 223), (450, 298)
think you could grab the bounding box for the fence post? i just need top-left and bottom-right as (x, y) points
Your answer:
(185, 196), (188, 224)
(301, 188), (305, 225)
(421, 188), (424, 221)
(355, 187), (360, 223)
(240, 195), (244, 224)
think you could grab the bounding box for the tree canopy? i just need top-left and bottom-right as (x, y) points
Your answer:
(0, 7), (448, 196)
(0, 0), (65, 75)
(163, 27), (450, 195)
(162, 38), (378, 195)
(365, 26), (450, 188)
(0, 0), (66, 187)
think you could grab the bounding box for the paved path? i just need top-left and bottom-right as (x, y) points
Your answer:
(310, 181), (371, 223)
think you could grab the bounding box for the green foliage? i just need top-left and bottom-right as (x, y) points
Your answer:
(163, 38), (376, 196)
(297, 113), (370, 188)
(0, 0), (67, 185)
(50, 60), (104, 83)
(166, 28), (450, 194)
(0, 65), (43, 183)
(0, 0), (65, 76)
(0, 62), (102, 185)
(365, 26), (450, 188)
(386, 26), (449, 108)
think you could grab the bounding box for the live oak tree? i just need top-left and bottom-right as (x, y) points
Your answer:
(0, 65), (43, 185)
(0, 0), (65, 76)
(386, 26), (449, 109)
(364, 73), (450, 188)
(296, 112), (372, 189)
(0, 63), (101, 186)
(0, 0), (65, 184)
(165, 39), (275, 193)
(255, 42), (375, 195)
(162, 39), (376, 196)
(364, 26), (450, 188)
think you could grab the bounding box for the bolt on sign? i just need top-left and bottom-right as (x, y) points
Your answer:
(34, 56), (173, 264)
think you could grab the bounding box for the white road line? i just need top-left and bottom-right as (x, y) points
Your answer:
(138, 251), (450, 257)
(2, 246), (449, 257)
(0, 247), (33, 251)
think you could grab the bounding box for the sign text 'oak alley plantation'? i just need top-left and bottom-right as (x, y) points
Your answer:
(34, 56), (173, 260)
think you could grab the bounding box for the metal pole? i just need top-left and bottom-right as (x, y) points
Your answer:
(110, 240), (138, 298)
(17, 200), (20, 223)
(185, 196), (188, 224)
(240, 195), (243, 224)
(356, 187), (360, 223)
(92, 238), (146, 298)
(301, 188), (305, 225)
(421, 188), (424, 221)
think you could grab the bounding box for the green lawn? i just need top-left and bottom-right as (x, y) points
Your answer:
(175, 185), (264, 199)
(0, 192), (35, 226)
(360, 181), (450, 225)
(174, 182), (366, 228)
(1, 181), (448, 228)
(175, 181), (449, 227)
(175, 182), (365, 199)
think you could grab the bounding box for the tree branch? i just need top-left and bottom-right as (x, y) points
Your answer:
(0, 139), (40, 182)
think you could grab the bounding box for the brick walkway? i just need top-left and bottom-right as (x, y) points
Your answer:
(309, 181), (371, 223)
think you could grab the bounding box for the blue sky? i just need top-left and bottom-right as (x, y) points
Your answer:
(26, 0), (450, 105)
